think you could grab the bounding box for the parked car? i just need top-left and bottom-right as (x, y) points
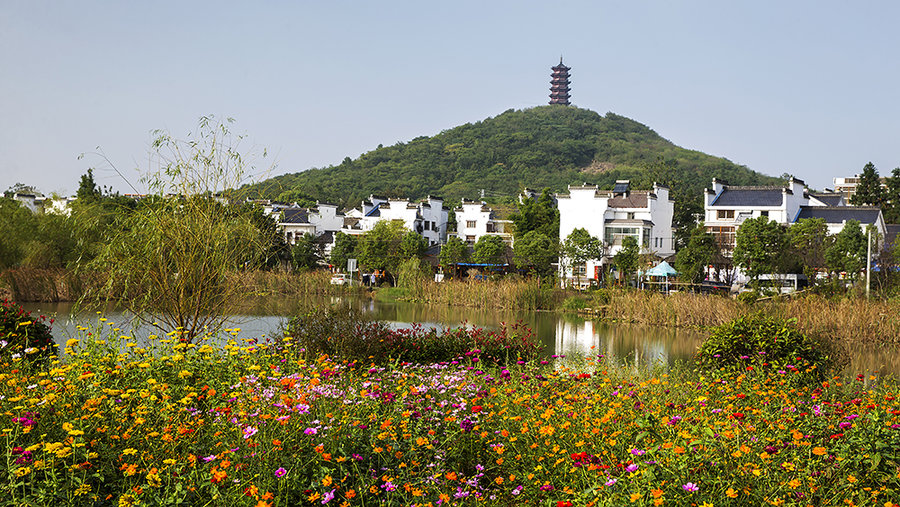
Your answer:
(330, 273), (350, 285)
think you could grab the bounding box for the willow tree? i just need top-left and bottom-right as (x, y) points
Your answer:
(81, 116), (272, 340)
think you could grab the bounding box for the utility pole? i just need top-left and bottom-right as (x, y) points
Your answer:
(866, 227), (872, 299)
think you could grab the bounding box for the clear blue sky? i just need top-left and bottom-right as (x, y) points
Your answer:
(3, 1), (899, 196)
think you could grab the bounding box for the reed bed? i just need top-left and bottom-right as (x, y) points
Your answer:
(405, 276), (560, 311)
(602, 289), (900, 344)
(0, 268), (98, 302)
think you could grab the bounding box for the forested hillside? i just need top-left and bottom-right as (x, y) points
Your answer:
(244, 106), (781, 207)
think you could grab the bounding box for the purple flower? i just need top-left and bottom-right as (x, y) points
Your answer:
(275, 467), (286, 478)
(203, 454), (217, 462)
(322, 489), (335, 504)
(625, 464), (639, 473)
(304, 427), (318, 436)
(630, 448), (646, 456)
(839, 421), (852, 430)
(682, 482), (699, 492)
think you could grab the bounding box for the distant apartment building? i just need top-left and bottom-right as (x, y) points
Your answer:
(556, 180), (675, 282)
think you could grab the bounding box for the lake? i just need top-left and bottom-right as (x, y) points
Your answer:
(20, 297), (900, 376)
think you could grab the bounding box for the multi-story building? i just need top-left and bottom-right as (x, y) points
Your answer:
(556, 180), (675, 282)
(342, 195), (449, 246)
(453, 200), (514, 246)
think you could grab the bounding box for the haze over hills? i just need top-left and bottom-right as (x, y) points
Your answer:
(244, 106), (782, 208)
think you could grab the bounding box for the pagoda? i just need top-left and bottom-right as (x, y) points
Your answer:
(549, 57), (571, 105)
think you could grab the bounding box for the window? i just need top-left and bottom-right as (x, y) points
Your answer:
(424, 222), (431, 230)
(626, 212), (635, 220)
(466, 235), (475, 244)
(466, 220), (476, 228)
(760, 211), (769, 218)
(573, 263), (587, 276)
(717, 210), (735, 220)
(706, 225), (736, 249)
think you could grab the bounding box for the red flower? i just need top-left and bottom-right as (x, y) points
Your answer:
(731, 412), (745, 420)
(557, 502), (573, 507)
(472, 405), (482, 413)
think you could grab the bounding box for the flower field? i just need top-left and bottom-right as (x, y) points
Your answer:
(3, 319), (900, 506)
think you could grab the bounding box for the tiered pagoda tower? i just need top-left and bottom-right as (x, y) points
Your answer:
(549, 57), (571, 105)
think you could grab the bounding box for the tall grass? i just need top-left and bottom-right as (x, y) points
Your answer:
(0, 268), (98, 302)
(404, 276), (560, 311)
(599, 288), (900, 343)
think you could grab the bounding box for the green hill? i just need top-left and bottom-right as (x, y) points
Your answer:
(244, 106), (780, 207)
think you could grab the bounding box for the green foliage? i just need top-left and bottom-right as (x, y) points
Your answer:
(81, 116), (272, 340)
(396, 257), (430, 289)
(561, 228), (604, 270)
(400, 230), (428, 260)
(290, 233), (322, 271)
(472, 235), (506, 264)
(512, 231), (556, 276)
(884, 167), (900, 224)
(788, 218), (830, 282)
(674, 224), (718, 284)
(439, 236), (469, 268)
(825, 220), (867, 280)
(0, 299), (54, 361)
(0, 198), (38, 269)
(561, 295), (588, 312)
(357, 220), (411, 279)
(613, 236), (640, 282)
(76, 168), (102, 204)
(733, 216), (790, 281)
(285, 306), (540, 365)
(698, 313), (844, 379)
(850, 162), (885, 207)
(241, 106), (781, 208)
(329, 231), (358, 272)
(511, 188), (559, 241)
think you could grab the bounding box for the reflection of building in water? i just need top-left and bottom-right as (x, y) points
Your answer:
(555, 318), (678, 367)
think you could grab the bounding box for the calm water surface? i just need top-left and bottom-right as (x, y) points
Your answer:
(20, 297), (900, 376)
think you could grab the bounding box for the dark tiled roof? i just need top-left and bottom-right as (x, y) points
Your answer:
(613, 181), (630, 194)
(608, 192), (648, 208)
(796, 206), (881, 224)
(365, 203), (382, 217)
(885, 225), (900, 248)
(712, 188), (783, 207)
(809, 193), (843, 206)
(281, 208), (309, 224)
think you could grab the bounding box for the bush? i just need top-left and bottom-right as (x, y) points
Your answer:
(561, 296), (588, 312)
(736, 291), (758, 304)
(697, 313), (844, 379)
(0, 299), (55, 360)
(285, 307), (541, 365)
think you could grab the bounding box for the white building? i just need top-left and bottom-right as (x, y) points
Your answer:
(556, 180), (675, 282)
(454, 200), (514, 246)
(342, 195), (449, 246)
(704, 177), (885, 252)
(274, 202), (345, 256)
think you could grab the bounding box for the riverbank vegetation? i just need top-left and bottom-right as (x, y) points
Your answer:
(3, 307), (899, 506)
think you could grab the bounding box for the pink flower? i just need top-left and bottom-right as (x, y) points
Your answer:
(275, 467), (286, 478)
(242, 426), (258, 439)
(682, 482), (699, 492)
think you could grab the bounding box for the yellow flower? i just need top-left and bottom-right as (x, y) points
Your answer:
(14, 466), (31, 477)
(847, 475), (857, 483)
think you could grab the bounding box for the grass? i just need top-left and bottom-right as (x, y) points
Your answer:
(3, 316), (900, 506)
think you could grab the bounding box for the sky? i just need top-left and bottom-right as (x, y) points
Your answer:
(3, 1), (900, 197)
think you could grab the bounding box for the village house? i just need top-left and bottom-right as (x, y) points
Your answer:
(453, 200), (514, 246)
(704, 177), (886, 252)
(556, 180), (675, 283)
(342, 195), (449, 246)
(269, 202), (345, 256)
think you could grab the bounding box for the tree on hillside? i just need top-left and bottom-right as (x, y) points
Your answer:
(472, 235), (506, 264)
(81, 116), (273, 341)
(674, 224), (718, 285)
(732, 216), (790, 283)
(850, 162), (885, 207)
(513, 231), (556, 277)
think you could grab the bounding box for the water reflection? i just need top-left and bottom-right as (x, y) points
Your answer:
(19, 298), (900, 376)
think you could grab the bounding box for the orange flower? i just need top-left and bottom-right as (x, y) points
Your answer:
(813, 447), (827, 456)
